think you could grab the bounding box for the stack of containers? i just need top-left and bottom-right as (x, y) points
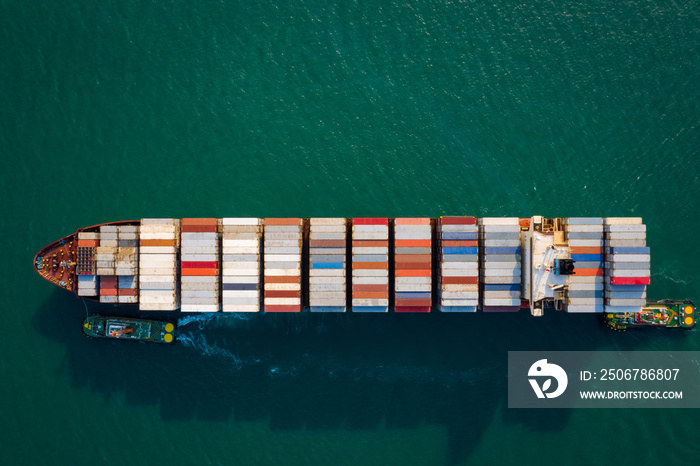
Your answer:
(180, 218), (220, 312)
(221, 218), (262, 312)
(264, 218), (303, 312)
(95, 225), (118, 276)
(564, 218), (604, 313)
(351, 218), (389, 312)
(394, 218), (431, 312)
(479, 218), (522, 312)
(309, 218), (347, 312)
(77, 274), (98, 297)
(604, 218), (649, 312)
(116, 225), (138, 304)
(76, 231), (99, 295)
(99, 275), (118, 303)
(437, 217), (479, 312)
(138, 219), (180, 311)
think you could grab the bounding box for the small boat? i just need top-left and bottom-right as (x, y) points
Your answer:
(604, 300), (695, 331)
(83, 315), (175, 343)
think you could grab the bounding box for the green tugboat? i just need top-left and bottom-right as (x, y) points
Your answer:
(83, 315), (176, 343)
(604, 300), (696, 331)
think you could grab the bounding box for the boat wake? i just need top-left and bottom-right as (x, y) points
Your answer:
(177, 312), (256, 329)
(176, 331), (246, 370)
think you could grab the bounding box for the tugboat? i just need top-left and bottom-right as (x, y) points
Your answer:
(604, 300), (695, 331)
(83, 315), (176, 343)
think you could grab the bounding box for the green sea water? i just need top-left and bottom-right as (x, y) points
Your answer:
(2, 0), (699, 464)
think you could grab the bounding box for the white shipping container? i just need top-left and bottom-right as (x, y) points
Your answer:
(310, 218), (346, 226)
(222, 262), (259, 271)
(351, 269), (389, 277)
(182, 290), (218, 298)
(479, 225), (521, 233)
(441, 268), (479, 277)
(439, 224), (478, 232)
(222, 304), (260, 312)
(308, 277), (346, 284)
(605, 217), (643, 225)
(181, 232), (218, 241)
(483, 239), (521, 247)
(309, 225), (346, 233)
(77, 232), (99, 240)
(394, 232), (431, 240)
(222, 275), (258, 284)
(608, 254), (650, 263)
(264, 232), (302, 240)
(480, 217), (520, 226)
(141, 218), (180, 226)
(440, 300), (478, 307)
(310, 284), (346, 292)
(396, 284), (431, 292)
(181, 304), (220, 313)
(605, 233), (647, 240)
(610, 269), (651, 277)
(222, 269), (260, 276)
(265, 298), (301, 305)
(309, 269), (346, 277)
(352, 299), (389, 306)
(222, 247), (260, 254)
(139, 253), (177, 262)
(565, 225), (604, 232)
(139, 232), (177, 240)
(264, 283), (301, 291)
(222, 218), (261, 226)
(352, 225), (389, 233)
(395, 276), (433, 284)
(265, 254), (301, 262)
(310, 248), (346, 255)
(441, 284), (479, 292)
(353, 247), (389, 254)
(310, 292), (346, 300)
(441, 291), (479, 299)
(222, 232), (261, 240)
(352, 232), (388, 240)
(567, 239), (605, 247)
(352, 276), (389, 285)
(77, 288), (98, 296)
(310, 300), (347, 307)
(568, 276), (604, 284)
(222, 295), (259, 303)
(566, 305), (603, 313)
(263, 268), (301, 277)
(481, 276), (520, 284)
(483, 298), (521, 306)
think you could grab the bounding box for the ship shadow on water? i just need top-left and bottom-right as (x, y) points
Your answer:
(33, 290), (693, 465)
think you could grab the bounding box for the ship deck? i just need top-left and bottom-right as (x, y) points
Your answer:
(34, 233), (77, 293)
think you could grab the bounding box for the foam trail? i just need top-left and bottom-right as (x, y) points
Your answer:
(177, 331), (244, 370)
(177, 312), (255, 330)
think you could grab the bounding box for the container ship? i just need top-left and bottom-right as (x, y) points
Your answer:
(33, 216), (695, 328)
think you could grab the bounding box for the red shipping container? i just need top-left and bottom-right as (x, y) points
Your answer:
(439, 217), (477, 225)
(99, 289), (117, 296)
(181, 225), (217, 233)
(100, 276), (117, 282)
(265, 305), (301, 312)
(353, 262), (388, 269)
(181, 268), (218, 276)
(396, 269), (431, 277)
(265, 218), (302, 225)
(181, 218), (218, 226)
(395, 299), (431, 306)
(570, 246), (604, 254)
(182, 261), (218, 269)
(352, 284), (388, 292)
(140, 239), (177, 247)
(395, 218), (430, 225)
(395, 306), (431, 313)
(264, 290), (301, 298)
(118, 289), (138, 296)
(352, 218), (388, 225)
(310, 240), (345, 248)
(395, 240), (431, 247)
(441, 277), (478, 285)
(610, 277), (650, 285)
(396, 262), (431, 270)
(353, 291), (388, 299)
(264, 276), (299, 284)
(77, 239), (99, 247)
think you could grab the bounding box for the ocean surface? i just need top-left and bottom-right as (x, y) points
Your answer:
(2, 0), (699, 464)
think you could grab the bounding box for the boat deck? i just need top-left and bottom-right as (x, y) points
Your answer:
(34, 234), (77, 293)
